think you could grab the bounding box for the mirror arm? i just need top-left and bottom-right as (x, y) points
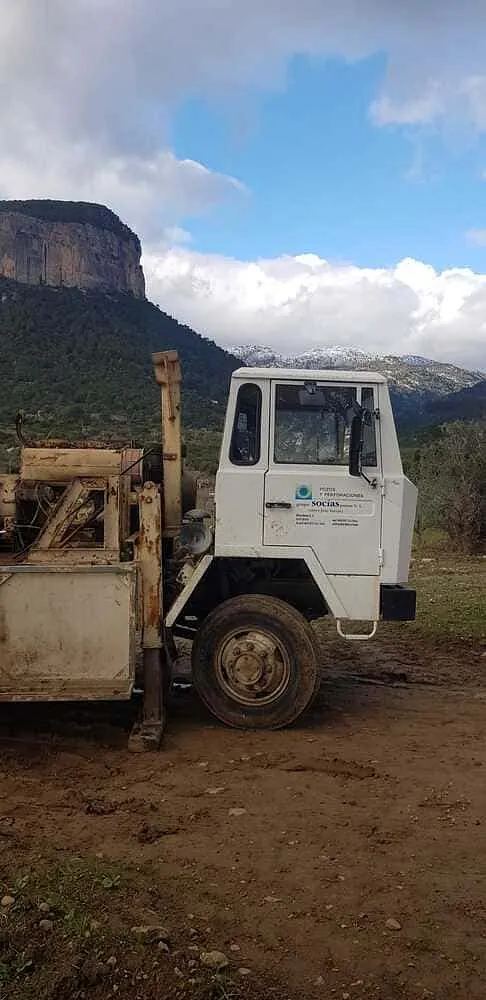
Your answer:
(360, 470), (378, 489)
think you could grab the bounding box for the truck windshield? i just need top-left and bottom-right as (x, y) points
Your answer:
(274, 384), (356, 465)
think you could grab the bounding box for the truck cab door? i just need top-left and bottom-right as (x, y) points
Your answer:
(263, 380), (382, 576)
(215, 379), (269, 553)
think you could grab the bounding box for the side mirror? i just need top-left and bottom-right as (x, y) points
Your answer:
(349, 412), (363, 477)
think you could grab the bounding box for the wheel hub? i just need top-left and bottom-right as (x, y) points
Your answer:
(215, 629), (291, 707)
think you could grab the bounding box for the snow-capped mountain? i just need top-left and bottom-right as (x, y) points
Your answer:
(232, 345), (484, 426)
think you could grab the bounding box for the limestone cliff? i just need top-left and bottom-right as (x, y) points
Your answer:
(0, 200), (145, 298)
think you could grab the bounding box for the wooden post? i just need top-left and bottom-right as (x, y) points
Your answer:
(152, 351), (182, 538)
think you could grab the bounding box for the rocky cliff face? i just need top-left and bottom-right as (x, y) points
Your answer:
(0, 200), (145, 298)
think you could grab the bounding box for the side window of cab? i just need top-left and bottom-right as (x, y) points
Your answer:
(361, 386), (378, 467)
(229, 383), (262, 466)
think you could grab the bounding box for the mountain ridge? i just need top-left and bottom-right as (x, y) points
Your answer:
(232, 344), (484, 426)
(425, 378), (486, 423)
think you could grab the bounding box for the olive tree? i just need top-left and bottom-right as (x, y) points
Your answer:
(410, 421), (486, 553)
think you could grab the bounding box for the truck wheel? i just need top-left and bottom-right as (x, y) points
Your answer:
(191, 595), (321, 729)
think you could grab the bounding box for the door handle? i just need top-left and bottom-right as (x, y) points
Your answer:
(265, 501), (292, 509)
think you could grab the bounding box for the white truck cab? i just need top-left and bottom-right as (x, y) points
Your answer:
(168, 367), (417, 730)
(214, 367), (417, 624)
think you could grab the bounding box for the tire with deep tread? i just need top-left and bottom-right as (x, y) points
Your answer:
(191, 594), (321, 730)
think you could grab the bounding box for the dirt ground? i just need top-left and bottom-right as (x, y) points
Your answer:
(1, 590), (486, 1000)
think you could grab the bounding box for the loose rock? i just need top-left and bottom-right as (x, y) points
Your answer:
(238, 967), (251, 976)
(200, 950), (229, 970)
(131, 925), (170, 943)
(38, 902), (51, 914)
(228, 808), (247, 817)
(39, 919), (54, 931)
(1, 896), (15, 908)
(385, 918), (402, 931)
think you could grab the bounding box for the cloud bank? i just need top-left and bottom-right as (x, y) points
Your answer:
(144, 250), (486, 371)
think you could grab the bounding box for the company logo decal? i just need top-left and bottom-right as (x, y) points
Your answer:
(295, 484), (313, 500)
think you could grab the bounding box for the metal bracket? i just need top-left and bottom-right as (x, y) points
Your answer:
(336, 620), (378, 641)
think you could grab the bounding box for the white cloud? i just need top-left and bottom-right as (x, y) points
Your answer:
(466, 228), (486, 246)
(0, 141), (244, 249)
(370, 87), (446, 128)
(144, 249), (486, 371)
(162, 226), (192, 247)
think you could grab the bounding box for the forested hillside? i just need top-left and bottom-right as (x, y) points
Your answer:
(0, 278), (238, 470)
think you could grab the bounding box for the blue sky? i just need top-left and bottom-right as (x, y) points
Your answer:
(173, 55), (486, 272)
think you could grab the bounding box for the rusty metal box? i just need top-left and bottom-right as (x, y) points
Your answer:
(0, 564), (136, 700)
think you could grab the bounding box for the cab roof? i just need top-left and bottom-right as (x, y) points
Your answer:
(232, 366), (387, 384)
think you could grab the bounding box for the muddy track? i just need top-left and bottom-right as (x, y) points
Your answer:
(1, 657), (486, 999)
